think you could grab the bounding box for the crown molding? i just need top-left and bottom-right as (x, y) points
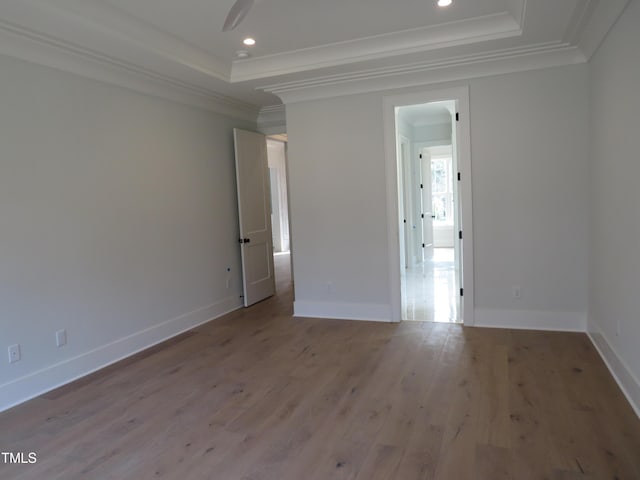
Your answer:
(575, 0), (630, 60)
(506, 0), (527, 30)
(262, 43), (587, 104)
(0, 18), (258, 122)
(257, 0), (626, 104)
(563, 0), (598, 45)
(260, 104), (287, 115)
(0, 0), (627, 115)
(257, 105), (287, 135)
(230, 12), (522, 82)
(8, 0), (231, 82)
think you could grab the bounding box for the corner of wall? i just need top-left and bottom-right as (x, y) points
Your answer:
(587, 316), (640, 418)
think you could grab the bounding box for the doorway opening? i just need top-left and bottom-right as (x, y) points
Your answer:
(384, 87), (473, 325)
(266, 135), (293, 295)
(397, 102), (460, 323)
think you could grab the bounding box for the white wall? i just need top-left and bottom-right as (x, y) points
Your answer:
(0, 54), (253, 411)
(470, 66), (589, 329)
(287, 64), (589, 328)
(288, 95), (391, 320)
(588, 0), (640, 413)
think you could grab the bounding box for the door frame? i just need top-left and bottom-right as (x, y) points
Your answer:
(383, 86), (474, 325)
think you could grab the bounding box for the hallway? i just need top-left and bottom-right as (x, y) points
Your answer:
(402, 248), (459, 323)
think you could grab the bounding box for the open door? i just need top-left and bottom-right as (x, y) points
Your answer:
(233, 128), (276, 307)
(421, 149), (434, 261)
(400, 137), (412, 268)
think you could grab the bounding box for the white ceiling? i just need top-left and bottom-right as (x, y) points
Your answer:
(102, 0), (511, 62)
(0, 0), (630, 113)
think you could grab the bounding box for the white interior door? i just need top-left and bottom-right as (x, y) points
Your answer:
(421, 149), (434, 260)
(400, 138), (413, 268)
(233, 128), (276, 307)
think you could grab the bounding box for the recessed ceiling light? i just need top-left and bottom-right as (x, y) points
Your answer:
(437, 0), (453, 7)
(236, 50), (250, 59)
(243, 37), (256, 46)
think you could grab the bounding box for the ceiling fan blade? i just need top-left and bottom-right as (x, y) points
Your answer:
(222, 0), (255, 31)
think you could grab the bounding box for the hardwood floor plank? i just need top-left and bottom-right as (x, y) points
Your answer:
(354, 444), (403, 480)
(475, 444), (512, 480)
(1, 255), (639, 480)
(508, 330), (568, 479)
(432, 330), (480, 480)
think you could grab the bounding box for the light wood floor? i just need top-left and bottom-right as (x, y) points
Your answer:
(1, 255), (639, 480)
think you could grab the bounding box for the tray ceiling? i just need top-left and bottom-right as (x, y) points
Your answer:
(103, 0), (512, 61)
(0, 0), (630, 111)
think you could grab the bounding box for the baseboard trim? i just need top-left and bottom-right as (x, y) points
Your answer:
(474, 308), (586, 332)
(587, 318), (640, 418)
(294, 300), (393, 323)
(0, 295), (243, 413)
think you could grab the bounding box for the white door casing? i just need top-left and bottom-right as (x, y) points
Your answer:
(233, 128), (276, 307)
(383, 86), (474, 325)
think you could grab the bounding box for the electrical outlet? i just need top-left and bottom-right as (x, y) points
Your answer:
(512, 286), (521, 299)
(8, 344), (21, 363)
(56, 329), (67, 347)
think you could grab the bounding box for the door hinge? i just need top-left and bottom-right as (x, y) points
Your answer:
(421, 213), (424, 218)
(459, 230), (463, 240)
(460, 288), (464, 296)
(422, 243), (425, 248)
(419, 153), (422, 159)
(420, 183), (423, 189)
(456, 112), (460, 121)
(457, 172), (461, 181)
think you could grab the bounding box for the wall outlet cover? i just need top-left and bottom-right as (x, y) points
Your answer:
(56, 329), (67, 347)
(8, 344), (21, 363)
